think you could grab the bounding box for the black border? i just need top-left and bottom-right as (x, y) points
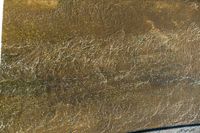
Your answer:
(128, 123), (200, 133)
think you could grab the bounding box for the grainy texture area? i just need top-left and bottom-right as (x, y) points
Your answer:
(1, 0), (200, 132)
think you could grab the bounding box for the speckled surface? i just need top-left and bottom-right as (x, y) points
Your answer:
(1, 0), (200, 133)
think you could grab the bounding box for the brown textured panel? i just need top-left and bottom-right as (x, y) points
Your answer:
(1, 0), (200, 132)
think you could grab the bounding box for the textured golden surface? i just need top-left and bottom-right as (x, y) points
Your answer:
(1, 0), (200, 132)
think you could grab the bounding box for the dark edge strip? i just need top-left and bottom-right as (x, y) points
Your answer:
(128, 123), (200, 133)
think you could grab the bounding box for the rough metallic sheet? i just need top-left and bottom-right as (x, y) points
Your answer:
(1, 0), (200, 132)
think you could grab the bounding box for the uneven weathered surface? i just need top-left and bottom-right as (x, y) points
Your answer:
(1, 0), (200, 132)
